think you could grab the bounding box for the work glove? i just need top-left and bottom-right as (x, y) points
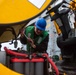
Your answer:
(27, 38), (36, 48)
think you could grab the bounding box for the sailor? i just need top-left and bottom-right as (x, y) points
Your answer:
(20, 18), (49, 53)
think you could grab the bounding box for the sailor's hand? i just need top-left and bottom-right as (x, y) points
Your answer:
(27, 38), (36, 48)
(27, 38), (34, 43)
(31, 44), (36, 48)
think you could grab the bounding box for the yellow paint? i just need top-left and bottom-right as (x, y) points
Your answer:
(69, 0), (76, 10)
(0, 0), (51, 24)
(0, 63), (23, 75)
(47, 8), (61, 35)
(54, 21), (61, 35)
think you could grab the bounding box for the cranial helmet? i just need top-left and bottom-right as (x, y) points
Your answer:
(35, 18), (46, 30)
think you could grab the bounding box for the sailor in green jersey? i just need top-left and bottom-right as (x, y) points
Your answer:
(20, 18), (49, 53)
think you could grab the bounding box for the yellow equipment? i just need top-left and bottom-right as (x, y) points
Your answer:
(47, 7), (61, 35)
(0, 0), (52, 43)
(69, 0), (76, 10)
(0, 63), (23, 75)
(47, 0), (76, 75)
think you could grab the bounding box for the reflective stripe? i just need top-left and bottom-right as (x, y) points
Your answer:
(37, 37), (42, 44)
(28, 33), (31, 38)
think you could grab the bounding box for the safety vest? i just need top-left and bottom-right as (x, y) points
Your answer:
(24, 26), (48, 52)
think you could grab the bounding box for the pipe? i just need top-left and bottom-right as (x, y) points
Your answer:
(43, 53), (59, 75)
(4, 47), (28, 57)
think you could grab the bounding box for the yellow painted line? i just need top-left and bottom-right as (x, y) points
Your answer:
(0, 63), (23, 75)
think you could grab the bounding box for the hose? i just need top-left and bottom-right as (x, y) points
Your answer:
(43, 53), (59, 75)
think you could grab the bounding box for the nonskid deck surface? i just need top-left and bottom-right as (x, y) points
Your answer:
(0, 63), (23, 75)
